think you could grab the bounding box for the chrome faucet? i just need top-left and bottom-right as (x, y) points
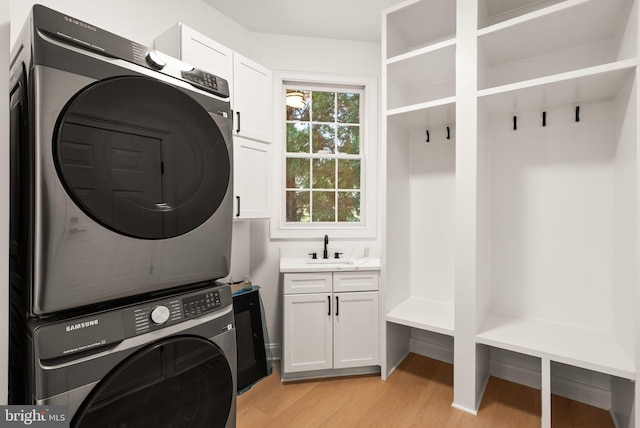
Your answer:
(323, 234), (329, 259)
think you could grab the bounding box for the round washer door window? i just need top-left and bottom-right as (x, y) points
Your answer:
(55, 76), (231, 239)
(72, 336), (234, 428)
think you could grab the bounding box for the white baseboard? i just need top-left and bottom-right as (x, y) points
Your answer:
(267, 343), (281, 361)
(409, 337), (454, 364)
(271, 337), (614, 411)
(451, 403), (478, 416)
(408, 334), (613, 411)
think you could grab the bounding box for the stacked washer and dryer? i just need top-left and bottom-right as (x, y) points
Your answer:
(9, 5), (237, 427)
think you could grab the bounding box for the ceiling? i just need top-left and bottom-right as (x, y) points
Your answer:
(202, 0), (403, 42)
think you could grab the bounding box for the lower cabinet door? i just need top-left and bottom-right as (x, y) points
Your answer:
(333, 291), (379, 369)
(283, 293), (333, 373)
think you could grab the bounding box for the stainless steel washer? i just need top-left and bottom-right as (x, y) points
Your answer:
(27, 283), (236, 428)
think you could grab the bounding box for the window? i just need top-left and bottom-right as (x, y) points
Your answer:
(284, 86), (363, 224)
(272, 72), (377, 239)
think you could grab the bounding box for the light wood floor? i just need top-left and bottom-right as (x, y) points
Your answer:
(237, 353), (615, 428)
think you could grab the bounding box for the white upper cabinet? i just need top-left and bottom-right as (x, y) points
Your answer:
(233, 137), (271, 219)
(232, 53), (273, 143)
(153, 23), (233, 81)
(154, 24), (273, 219)
(154, 24), (273, 144)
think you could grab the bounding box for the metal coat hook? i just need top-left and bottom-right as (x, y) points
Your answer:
(513, 115), (517, 131)
(575, 106), (580, 122)
(425, 130), (430, 143)
(542, 111), (547, 127)
(446, 126), (450, 140)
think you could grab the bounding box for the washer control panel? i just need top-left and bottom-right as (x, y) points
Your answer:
(131, 299), (181, 335)
(180, 69), (220, 93)
(122, 284), (229, 337)
(182, 290), (222, 318)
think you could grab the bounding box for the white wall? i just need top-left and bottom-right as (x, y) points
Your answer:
(10, 0), (251, 52)
(1, 0), (9, 406)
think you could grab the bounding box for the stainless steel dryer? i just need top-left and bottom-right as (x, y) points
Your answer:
(10, 5), (234, 315)
(26, 283), (236, 428)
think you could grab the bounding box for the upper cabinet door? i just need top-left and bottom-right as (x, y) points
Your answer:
(233, 136), (271, 219)
(180, 25), (234, 83)
(232, 53), (272, 143)
(154, 24), (234, 86)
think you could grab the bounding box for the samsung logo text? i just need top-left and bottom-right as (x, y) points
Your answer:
(65, 320), (99, 332)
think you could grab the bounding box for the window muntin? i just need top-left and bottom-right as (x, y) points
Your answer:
(284, 87), (363, 224)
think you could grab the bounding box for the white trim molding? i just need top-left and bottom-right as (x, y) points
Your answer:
(270, 70), (378, 239)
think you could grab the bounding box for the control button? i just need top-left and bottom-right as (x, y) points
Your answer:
(146, 50), (167, 70)
(150, 305), (171, 325)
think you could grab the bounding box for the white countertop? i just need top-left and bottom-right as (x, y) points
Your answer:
(279, 257), (381, 273)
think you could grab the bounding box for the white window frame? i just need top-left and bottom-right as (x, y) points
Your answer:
(271, 71), (378, 239)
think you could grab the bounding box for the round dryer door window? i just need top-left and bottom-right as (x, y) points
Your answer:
(72, 336), (234, 428)
(54, 76), (231, 239)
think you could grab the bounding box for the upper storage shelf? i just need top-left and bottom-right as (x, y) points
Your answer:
(385, 0), (456, 59)
(386, 43), (456, 112)
(478, 0), (566, 30)
(384, 0), (456, 117)
(478, 0), (637, 90)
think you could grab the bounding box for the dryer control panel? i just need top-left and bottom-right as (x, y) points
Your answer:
(32, 4), (230, 98)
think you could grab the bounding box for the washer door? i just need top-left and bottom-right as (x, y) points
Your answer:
(55, 76), (231, 239)
(72, 336), (234, 428)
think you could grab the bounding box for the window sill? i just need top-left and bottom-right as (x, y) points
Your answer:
(270, 223), (377, 240)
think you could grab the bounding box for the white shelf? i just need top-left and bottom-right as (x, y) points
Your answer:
(385, 0), (456, 59)
(387, 97), (455, 130)
(386, 37), (456, 65)
(479, 0), (630, 65)
(387, 42), (456, 111)
(478, 60), (637, 114)
(478, 0), (635, 90)
(386, 297), (454, 336)
(477, 312), (635, 380)
(478, 0), (566, 29)
(478, 0), (589, 35)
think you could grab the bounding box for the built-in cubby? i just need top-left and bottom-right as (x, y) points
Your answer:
(476, 69), (637, 380)
(383, 0), (457, 354)
(383, 0), (639, 426)
(385, 124), (456, 335)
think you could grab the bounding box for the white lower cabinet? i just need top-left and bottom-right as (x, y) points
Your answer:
(283, 272), (379, 376)
(333, 291), (379, 369)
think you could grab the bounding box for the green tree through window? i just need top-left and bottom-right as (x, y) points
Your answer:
(285, 88), (362, 223)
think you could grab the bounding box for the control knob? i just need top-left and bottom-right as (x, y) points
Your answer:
(146, 50), (167, 70)
(150, 305), (171, 325)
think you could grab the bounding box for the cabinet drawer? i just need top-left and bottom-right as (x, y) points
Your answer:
(333, 272), (379, 292)
(284, 273), (333, 294)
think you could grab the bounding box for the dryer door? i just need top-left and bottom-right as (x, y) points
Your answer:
(54, 76), (231, 239)
(72, 336), (234, 428)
